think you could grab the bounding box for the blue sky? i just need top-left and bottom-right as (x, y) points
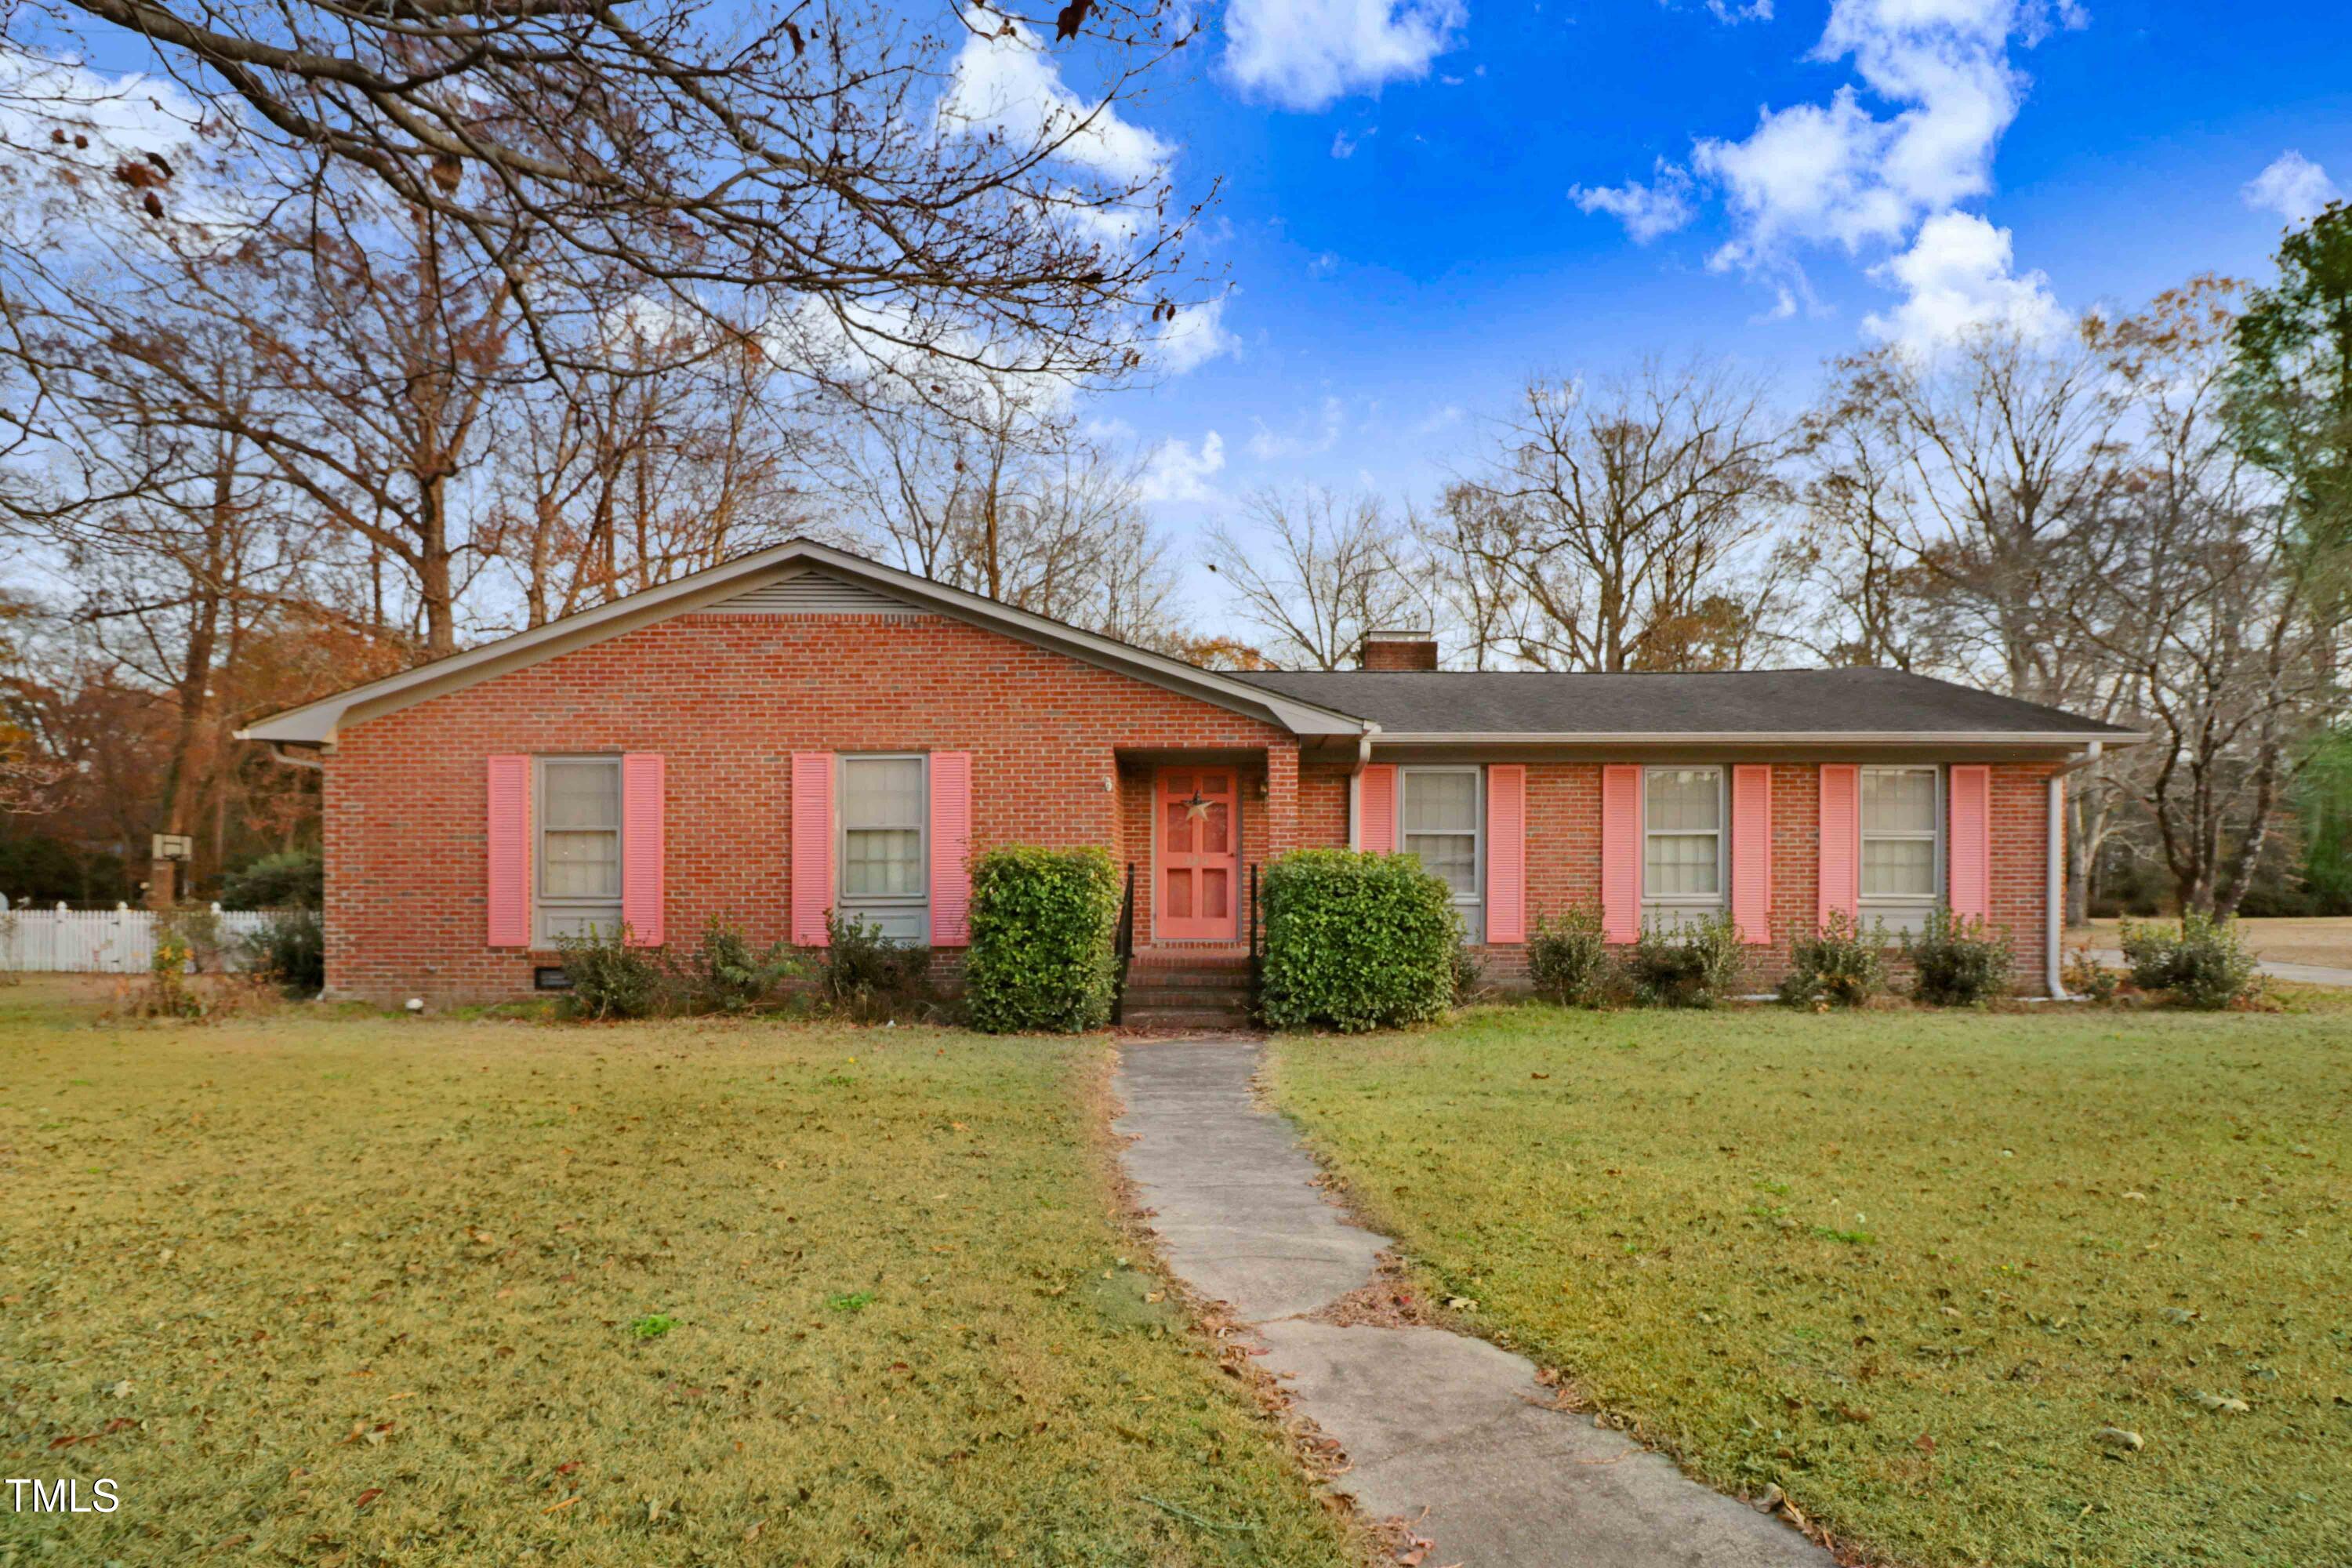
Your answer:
(1091, 0), (2352, 530)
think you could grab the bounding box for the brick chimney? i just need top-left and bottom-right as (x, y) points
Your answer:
(1359, 629), (1439, 670)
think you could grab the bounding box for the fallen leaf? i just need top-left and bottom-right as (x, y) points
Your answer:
(355, 1487), (383, 1509)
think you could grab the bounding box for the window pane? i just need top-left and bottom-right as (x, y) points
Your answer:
(1646, 769), (1721, 831)
(1403, 772), (1476, 833)
(544, 829), (620, 898)
(544, 761), (619, 829)
(1862, 768), (1936, 833)
(1863, 838), (1936, 898)
(844, 828), (922, 895)
(1645, 832), (1720, 896)
(1406, 832), (1477, 897)
(842, 757), (923, 829)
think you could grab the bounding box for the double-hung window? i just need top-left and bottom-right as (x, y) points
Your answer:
(1399, 766), (1483, 937)
(838, 753), (927, 942)
(1643, 766), (1724, 929)
(1860, 765), (1941, 932)
(538, 757), (623, 943)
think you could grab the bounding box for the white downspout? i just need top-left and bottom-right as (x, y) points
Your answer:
(2046, 771), (2067, 999)
(2046, 740), (2104, 1000)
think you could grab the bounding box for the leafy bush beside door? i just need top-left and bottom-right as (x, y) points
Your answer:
(965, 846), (1122, 1033)
(1259, 848), (1458, 1033)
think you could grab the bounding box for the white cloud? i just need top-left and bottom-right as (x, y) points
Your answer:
(1570, 159), (1697, 242)
(1308, 250), (1340, 277)
(2242, 151), (2340, 225)
(1703, 0), (1774, 20)
(1246, 395), (1346, 460)
(942, 10), (1171, 185)
(1860, 209), (2065, 354)
(1330, 126), (1377, 158)
(1413, 403), (1464, 434)
(1223, 0), (1465, 111)
(1137, 430), (1227, 503)
(1688, 0), (2082, 271)
(1154, 299), (1240, 375)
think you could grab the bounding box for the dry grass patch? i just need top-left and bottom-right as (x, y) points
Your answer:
(1, 982), (1355, 1566)
(1270, 1003), (2352, 1568)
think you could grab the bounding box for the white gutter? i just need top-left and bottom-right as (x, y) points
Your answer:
(1366, 730), (2147, 746)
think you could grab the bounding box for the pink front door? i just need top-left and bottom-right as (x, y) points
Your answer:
(1157, 767), (1240, 941)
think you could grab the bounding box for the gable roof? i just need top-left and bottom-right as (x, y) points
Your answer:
(1232, 668), (2141, 744)
(238, 539), (1373, 744)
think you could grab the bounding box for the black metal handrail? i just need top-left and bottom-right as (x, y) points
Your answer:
(1111, 861), (1136, 1023)
(1247, 862), (1262, 1022)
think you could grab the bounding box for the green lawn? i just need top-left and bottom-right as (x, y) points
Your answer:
(0, 982), (1356, 1566)
(1270, 1003), (2352, 1568)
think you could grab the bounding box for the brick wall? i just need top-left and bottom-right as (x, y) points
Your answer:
(325, 604), (2063, 1002)
(1443, 760), (2058, 996)
(325, 612), (1298, 1003)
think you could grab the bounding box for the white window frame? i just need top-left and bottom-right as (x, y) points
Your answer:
(1642, 765), (1727, 926)
(1859, 764), (1944, 930)
(535, 754), (624, 946)
(1399, 764), (1484, 941)
(836, 752), (929, 942)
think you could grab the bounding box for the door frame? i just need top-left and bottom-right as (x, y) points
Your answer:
(1150, 763), (1245, 943)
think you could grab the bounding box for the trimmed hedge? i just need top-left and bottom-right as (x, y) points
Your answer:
(965, 845), (1122, 1033)
(1261, 849), (1458, 1033)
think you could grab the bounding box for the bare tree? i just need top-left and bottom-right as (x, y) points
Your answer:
(1, 0), (1210, 393)
(1446, 362), (1788, 672)
(2071, 281), (2345, 915)
(1204, 487), (1420, 670)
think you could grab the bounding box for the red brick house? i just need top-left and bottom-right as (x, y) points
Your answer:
(243, 539), (2138, 1008)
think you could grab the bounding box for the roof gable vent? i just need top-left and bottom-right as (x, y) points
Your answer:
(711, 567), (920, 618)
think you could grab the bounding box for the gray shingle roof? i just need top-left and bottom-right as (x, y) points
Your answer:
(1227, 667), (2136, 739)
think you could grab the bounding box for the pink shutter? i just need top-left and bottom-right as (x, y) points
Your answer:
(1949, 764), (1991, 923)
(790, 751), (835, 947)
(1731, 764), (1773, 946)
(1485, 764), (1526, 944)
(486, 755), (532, 947)
(1818, 764), (1859, 928)
(1600, 764), (1642, 943)
(621, 753), (666, 947)
(929, 751), (972, 946)
(1357, 764), (1397, 855)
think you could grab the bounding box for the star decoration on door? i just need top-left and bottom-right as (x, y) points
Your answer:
(1183, 789), (1213, 822)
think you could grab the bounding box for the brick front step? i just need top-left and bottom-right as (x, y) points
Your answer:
(1122, 1004), (1254, 1030)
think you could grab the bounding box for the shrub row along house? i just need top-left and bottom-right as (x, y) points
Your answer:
(243, 539), (2139, 1008)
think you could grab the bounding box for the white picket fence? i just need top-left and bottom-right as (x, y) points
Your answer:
(0, 904), (280, 974)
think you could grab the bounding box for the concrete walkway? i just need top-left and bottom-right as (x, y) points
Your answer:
(1115, 1040), (1831, 1568)
(2087, 949), (2352, 989)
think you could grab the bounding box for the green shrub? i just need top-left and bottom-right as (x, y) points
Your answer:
(243, 908), (325, 996)
(552, 923), (670, 1020)
(1527, 903), (1617, 1006)
(1904, 909), (2013, 1006)
(1260, 849), (1457, 1033)
(222, 849), (323, 910)
(1627, 913), (1748, 1008)
(1778, 911), (1888, 1009)
(681, 914), (803, 1014)
(964, 846), (1120, 1033)
(158, 903), (226, 973)
(1451, 938), (1489, 1005)
(2062, 946), (2122, 1004)
(2119, 911), (2259, 1009)
(818, 911), (934, 1022)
